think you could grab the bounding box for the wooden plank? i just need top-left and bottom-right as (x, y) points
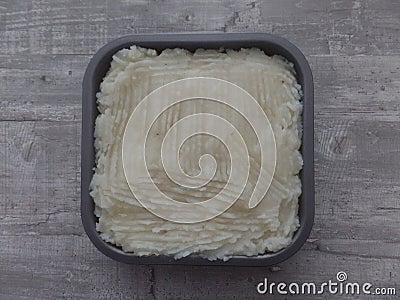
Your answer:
(0, 0), (251, 55)
(0, 121), (83, 237)
(314, 116), (400, 242)
(1, 117), (399, 241)
(0, 54), (88, 121)
(1, 236), (398, 300)
(0, 54), (399, 121)
(0, 236), (153, 300)
(260, 0), (400, 56)
(0, 0), (399, 56)
(309, 55), (400, 116)
(152, 250), (399, 300)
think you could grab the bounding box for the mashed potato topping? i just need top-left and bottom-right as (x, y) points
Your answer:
(91, 46), (303, 260)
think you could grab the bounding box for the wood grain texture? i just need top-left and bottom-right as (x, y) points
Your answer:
(0, 0), (399, 56)
(0, 0), (399, 299)
(1, 55), (399, 121)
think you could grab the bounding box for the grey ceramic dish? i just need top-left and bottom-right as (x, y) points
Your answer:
(81, 33), (314, 266)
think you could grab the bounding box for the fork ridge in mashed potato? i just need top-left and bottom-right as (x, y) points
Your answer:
(91, 46), (303, 261)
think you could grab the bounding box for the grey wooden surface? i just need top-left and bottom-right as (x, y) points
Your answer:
(0, 0), (399, 299)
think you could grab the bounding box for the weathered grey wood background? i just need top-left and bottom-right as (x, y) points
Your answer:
(0, 0), (399, 299)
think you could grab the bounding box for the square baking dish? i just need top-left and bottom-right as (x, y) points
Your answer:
(81, 33), (314, 266)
